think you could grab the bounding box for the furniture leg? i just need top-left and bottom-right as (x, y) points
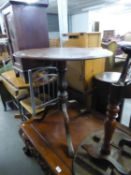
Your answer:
(0, 95), (7, 111)
(62, 103), (74, 157)
(57, 61), (74, 157)
(0, 81), (9, 111)
(100, 82), (121, 154)
(31, 61), (75, 157)
(101, 104), (120, 154)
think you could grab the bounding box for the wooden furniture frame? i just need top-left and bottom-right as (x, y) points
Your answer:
(20, 66), (58, 119)
(13, 47), (112, 157)
(1, 0), (49, 82)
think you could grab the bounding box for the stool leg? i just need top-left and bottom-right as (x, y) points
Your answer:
(101, 84), (121, 154)
(101, 104), (120, 154)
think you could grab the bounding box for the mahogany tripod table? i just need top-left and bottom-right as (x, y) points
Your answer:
(14, 47), (112, 158)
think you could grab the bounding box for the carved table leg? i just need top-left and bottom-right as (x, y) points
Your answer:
(24, 61), (74, 157)
(62, 103), (74, 157)
(57, 61), (74, 157)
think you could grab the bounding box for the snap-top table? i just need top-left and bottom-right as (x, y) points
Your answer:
(13, 47), (112, 158)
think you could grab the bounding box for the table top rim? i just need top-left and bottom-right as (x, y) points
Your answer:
(13, 47), (112, 61)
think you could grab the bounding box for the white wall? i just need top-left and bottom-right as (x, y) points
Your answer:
(100, 12), (131, 35)
(71, 7), (131, 36)
(71, 12), (92, 33)
(0, 13), (5, 34)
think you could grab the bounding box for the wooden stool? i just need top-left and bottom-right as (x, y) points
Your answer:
(74, 42), (131, 175)
(93, 72), (121, 114)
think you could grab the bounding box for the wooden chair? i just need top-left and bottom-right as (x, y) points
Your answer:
(20, 67), (58, 119)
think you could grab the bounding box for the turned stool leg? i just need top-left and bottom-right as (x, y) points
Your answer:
(101, 83), (121, 155)
(101, 104), (120, 154)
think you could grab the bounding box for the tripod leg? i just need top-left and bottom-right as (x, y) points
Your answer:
(62, 103), (74, 158)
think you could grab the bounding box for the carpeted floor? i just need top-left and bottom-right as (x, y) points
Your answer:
(0, 100), (44, 175)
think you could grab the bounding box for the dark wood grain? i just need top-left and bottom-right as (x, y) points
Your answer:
(2, 1), (49, 81)
(12, 4), (49, 50)
(13, 47), (112, 61)
(21, 109), (104, 175)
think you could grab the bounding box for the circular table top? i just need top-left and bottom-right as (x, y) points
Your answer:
(94, 72), (121, 83)
(13, 47), (112, 61)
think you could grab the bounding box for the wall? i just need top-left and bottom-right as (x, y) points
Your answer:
(47, 13), (59, 39)
(99, 12), (131, 35)
(71, 8), (131, 36)
(0, 12), (5, 34)
(47, 13), (72, 39)
(71, 12), (93, 33)
(47, 13), (59, 32)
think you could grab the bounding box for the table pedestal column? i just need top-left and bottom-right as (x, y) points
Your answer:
(57, 61), (74, 157)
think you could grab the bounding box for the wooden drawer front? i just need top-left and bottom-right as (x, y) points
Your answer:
(66, 61), (85, 92)
(86, 34), (101, 47)
(85, 58), (105, 89)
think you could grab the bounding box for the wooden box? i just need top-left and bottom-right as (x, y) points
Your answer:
(63, 32), (101, 48)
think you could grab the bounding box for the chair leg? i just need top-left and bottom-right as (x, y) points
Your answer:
(14, 101), (23, 119)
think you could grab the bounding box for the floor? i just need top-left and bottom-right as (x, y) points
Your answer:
(0, 100), (44, 175)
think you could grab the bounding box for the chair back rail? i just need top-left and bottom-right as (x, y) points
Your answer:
(20, 66), (58, 118)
